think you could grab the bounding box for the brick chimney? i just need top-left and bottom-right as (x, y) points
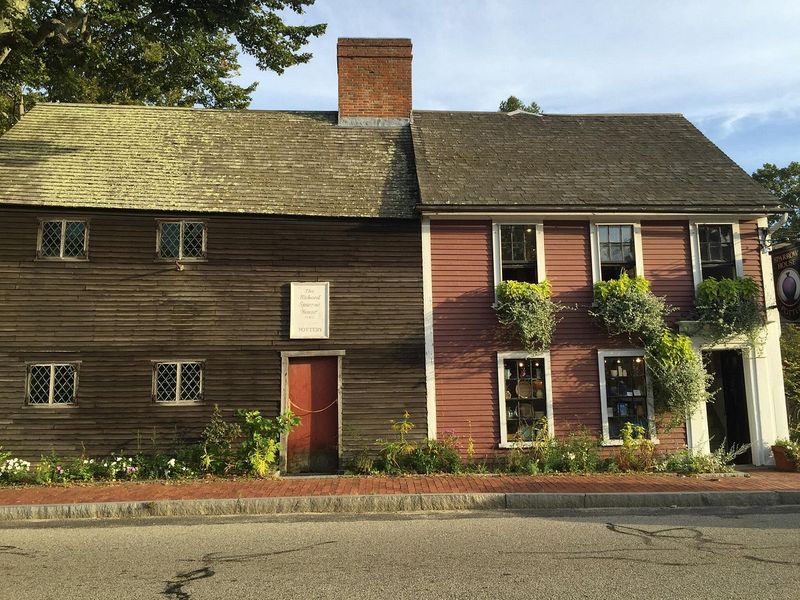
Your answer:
(337, 38), (412, 127)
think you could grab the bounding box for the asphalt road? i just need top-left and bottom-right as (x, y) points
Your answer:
(2, 508), (799, 599)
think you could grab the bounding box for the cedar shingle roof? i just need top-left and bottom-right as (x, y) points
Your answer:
(411, 111), (779, 214)
(0, 103), (419, 219)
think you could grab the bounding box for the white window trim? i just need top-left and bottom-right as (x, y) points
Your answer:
(497, 351), (554, 448)
(590, 221), (644, 284)
(156, 220), (208, 261)
(152, 360), (205, 404)
(492, 221), (546, 288)
(25, 362), (79, 406)
(36, 218), (89, 261)
(688, 221), (744, 288)
(597, 349), (657, 446)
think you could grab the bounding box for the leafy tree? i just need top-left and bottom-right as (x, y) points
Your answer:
(752, 161), (800, 242)
(0, 1), (326, 131)
(499, 95), (541, 114)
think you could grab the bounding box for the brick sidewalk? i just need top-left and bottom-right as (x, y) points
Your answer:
(1, 470), (798, 507)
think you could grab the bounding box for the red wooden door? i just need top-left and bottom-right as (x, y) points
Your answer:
(287, 356), (339, 473)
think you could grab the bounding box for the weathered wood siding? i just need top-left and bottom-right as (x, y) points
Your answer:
(0, 209), (426, 459)
(431, 219), (702, 456)
(739, 219), (765, 304)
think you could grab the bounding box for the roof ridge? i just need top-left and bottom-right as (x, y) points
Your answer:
(34, 103), (338, 115)
(411, 109), (685, 117)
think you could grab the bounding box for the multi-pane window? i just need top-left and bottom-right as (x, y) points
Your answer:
(37, 220), (88, 259)
(158, 221), (206, 260)
(601, 354), (650, 440)
(502, 357), (549, 442)
(698, 225), (736, 280)
(500, 224), (538, 283)
(598, 224), (636, 281)
(26, 364), (77, 405)
(153, 361), (203, 403)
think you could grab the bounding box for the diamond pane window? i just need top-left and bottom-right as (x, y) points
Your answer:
(699, 224), (736, 281)
(38, 220), (87, 259)
(500, 224), (538, 283)
(158, 221), (206, 260)
(26, 364), (77, 405)
(154, 361), (203, 403)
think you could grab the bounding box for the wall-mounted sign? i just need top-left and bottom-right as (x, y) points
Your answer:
(773, 243), (800, 322)
(290, 282), (330, 339)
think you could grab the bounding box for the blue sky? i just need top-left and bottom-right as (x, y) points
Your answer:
(236, 0), (800, 174)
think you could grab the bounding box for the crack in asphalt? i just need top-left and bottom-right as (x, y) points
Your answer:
(161, 541), (337, 599)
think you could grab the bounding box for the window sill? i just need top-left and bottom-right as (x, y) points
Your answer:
(34, 257), (89, 263)
(154, 401), (203, 406)
(602, 437), (660, 447)
(498, 441), (546, 449)
(25, 403), (78, 408)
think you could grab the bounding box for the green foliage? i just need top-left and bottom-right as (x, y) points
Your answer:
(506, 422), (601, 474)
(694, 277), (766, 347)
(773, 439), (799, 469)
(494, 280), (562, 352)
(616, 423), (656, 472)
(0, 1), (327, 131)
(591, 273), (671, 341)
(752, 162), (800, 243)
(781, 324), (800, 430)
(375, 413), (461, 474)
(499, 95), (541, 114)
(657, 443), (750, 475)
(237, 409), (300, 478)
(645, 330), (713, 423)
(200, 405), (242, 475)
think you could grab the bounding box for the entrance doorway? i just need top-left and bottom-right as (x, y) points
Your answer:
(286, 356), (339, 473)
(704, 349), (752, 464)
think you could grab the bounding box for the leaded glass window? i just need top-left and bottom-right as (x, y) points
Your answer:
(699, 224), (736, 280)
(154, 361), (203, 403)
(37, 220), (87, 259)
(158, 221), (206, 260)
(26, 364), (77, 405)
(500, 224), (538, 283)
(598, 224), (635, 281)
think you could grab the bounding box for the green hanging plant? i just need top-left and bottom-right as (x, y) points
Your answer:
(645, 330), (713, 426)
(494, 280), (563, 352)
(590, 273), (671, 342)
(693, 277), (766, 348)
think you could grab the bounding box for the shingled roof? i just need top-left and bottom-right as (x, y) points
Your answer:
(411, 111), (779, 214)
(0, 103), (419, 219)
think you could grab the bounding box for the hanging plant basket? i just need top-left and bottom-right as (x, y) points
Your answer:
(494, 280), (562, 353)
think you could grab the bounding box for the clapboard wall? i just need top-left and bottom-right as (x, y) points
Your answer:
(0, 209), (426, 459)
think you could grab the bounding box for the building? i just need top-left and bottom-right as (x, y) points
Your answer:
(0, 38), (790, 469)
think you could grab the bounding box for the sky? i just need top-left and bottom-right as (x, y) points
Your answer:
(236, 0), (800, 174)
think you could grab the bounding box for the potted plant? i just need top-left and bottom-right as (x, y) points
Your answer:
(771, 439), (799, 471)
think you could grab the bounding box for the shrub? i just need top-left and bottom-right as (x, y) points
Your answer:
(375, 411), (417, 474)
(657, 443), (750, 475)
(694, 277), (765, 346)
(348, 450), (375, 475)
(616, 423), (656, 472)
(591, 273), (670, 342)
(408, 436), (461, 474)
(494, 280), (563, 352)
(238, 409), (300, 477)
(200, 405), (242, 475)
(0, 454), (32, 484)
(645, 330), (713, 422)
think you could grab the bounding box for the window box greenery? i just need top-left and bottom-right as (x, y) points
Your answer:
(693, 277), (766, 347)
(591, 274), (712, 424)
(494, 280), (562, 352)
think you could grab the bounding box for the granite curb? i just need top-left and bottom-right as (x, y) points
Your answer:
(2, 490), (799, 521)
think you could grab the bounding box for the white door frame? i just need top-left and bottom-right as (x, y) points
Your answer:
(279, 350), (345, 472)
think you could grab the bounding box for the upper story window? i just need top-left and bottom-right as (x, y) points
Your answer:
(158, 221), (206, 260)
(37, 220), (88, 259)
(27, 363), (78, 405)
(698, 224), (736, 280)
(598, 224), (636, 281)
(153, 361), (204, 403)
(497, 224), (542, 283)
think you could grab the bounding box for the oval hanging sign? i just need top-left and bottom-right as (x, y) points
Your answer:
(773, 243), (800, 321)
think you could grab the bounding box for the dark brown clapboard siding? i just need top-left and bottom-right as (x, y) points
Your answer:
(431, 219), (690, 458)
(0, 209), (426, 460)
